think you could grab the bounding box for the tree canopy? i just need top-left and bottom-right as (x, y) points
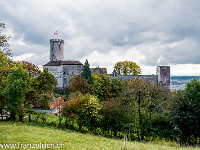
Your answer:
(3, 67), (31, 121)
(114, 61), (141, 75)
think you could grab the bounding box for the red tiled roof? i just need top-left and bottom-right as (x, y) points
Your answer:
(44, 61), (83, 66)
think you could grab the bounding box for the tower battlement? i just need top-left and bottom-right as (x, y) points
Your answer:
(50, 39), (64, 43)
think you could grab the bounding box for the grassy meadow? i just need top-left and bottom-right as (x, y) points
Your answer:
(0, 121), (199, 150)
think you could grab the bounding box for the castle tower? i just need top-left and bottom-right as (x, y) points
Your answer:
(50, 39), (64, 61)
(156, 66), (170, 88)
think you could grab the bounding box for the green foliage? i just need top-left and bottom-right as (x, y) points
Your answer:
(171, 90), (198, 144)
(35, 67), (57, 94)
(171, 79), (200, 145)
(20, 61), (41, 77)
(185, 78), (200, 109)
(100, 98), (127, 136)
(124, 78), (173, 141)
(0, 22), (11, 57)
(69, 75), (94, 94)
(81, 59), (93, 85)
(62, 93), (102, 129)
(0, 22), (13, 113)
(53, 87), (70, 96)
(3, 66), (31, 121)
(92, 72), (112, 101)
(111, 77), (124, 97)
(39, 94), (51, 110)
(114, 60), (141, 75)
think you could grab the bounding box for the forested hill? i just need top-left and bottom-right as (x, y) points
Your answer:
(171, 76), (200, 90)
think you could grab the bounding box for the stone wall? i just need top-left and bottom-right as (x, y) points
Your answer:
(50, 39), (64, 61)
(62, 64), (83, 87)
(114, 75), (158, 85)
(44, 65), (63, 87)
(156, 66), (170, 88)
(44, 64), (82, 88)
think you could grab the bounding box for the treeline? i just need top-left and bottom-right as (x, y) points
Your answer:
(61, 60), (200, 145)
(0, 52), (57, 121)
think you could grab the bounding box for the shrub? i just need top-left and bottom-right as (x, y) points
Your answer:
(69, 75), (94, 95)
(62, 93), (102, 130)
(100, 98), (127, 136)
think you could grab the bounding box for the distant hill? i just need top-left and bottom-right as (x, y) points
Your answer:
(171, 76), (200, 90)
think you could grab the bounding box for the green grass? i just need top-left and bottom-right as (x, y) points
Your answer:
(0, 121), (199, 150)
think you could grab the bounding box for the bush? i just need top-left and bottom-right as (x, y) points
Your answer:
(62, 93), (102, 130)
(100, 98), (127, 136)
(69, 75), (94, 95)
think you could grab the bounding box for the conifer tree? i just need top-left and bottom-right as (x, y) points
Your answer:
(81, 59), (93, 85)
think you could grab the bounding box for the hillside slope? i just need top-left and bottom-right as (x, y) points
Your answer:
(0, 122), (198, 150)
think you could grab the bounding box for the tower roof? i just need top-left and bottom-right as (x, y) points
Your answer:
(43, 61), (83, 66)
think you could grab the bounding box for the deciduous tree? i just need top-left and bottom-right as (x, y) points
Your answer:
(92, 72), (112, 101)
(3, 66), (30, 121)
(69, 75), (94, 94)
(36, 67), (57, 94)
(114, 61), (141, 75)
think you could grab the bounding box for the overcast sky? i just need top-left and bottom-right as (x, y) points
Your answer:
(1, 0), (200, 76)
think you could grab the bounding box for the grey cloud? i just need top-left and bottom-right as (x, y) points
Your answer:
(1, 0), (200, 72)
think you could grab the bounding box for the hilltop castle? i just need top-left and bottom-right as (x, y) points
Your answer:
(44, 39), (170, 89)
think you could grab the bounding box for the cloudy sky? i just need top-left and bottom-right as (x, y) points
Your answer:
(1, 0), (200, 76)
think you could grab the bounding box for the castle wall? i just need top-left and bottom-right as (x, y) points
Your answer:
(114, 75), (158, 85)
(62, 65), (83, 87)
(44, 65), (63, 87)
(44, 64), (83, 88)
(50, 39), (64, 61)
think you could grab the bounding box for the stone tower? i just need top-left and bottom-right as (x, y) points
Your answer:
(44, 39), (83, 88)
(156, 66), (170, 88)
(50, 39), (64, 61)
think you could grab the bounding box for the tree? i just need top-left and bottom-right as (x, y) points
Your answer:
(124, 78), (172, 140)
(171, 90), (199, 145)
(180, 78), (200, 144)
(3, 66), (30, 121)
(92, 72), (112, 101)
(20, 61), (41, 77)
(111, 77), (124, 97)
(0, 22), (13, 117)
(0, 22), (11, 57)
(81, 59), (93, 84)
(100, 98), (127, 136)
(92, 73), (124, 101)
(185, 78), (200, 109)
(114, 61), (141, 75)
(69, 75), (94, 94)
(62, 93), (102, 130)
(35, 67), (57, 94)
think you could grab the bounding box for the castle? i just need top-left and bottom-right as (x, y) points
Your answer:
(44, 39), (83, 87)
(44, 39), (170, 89)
